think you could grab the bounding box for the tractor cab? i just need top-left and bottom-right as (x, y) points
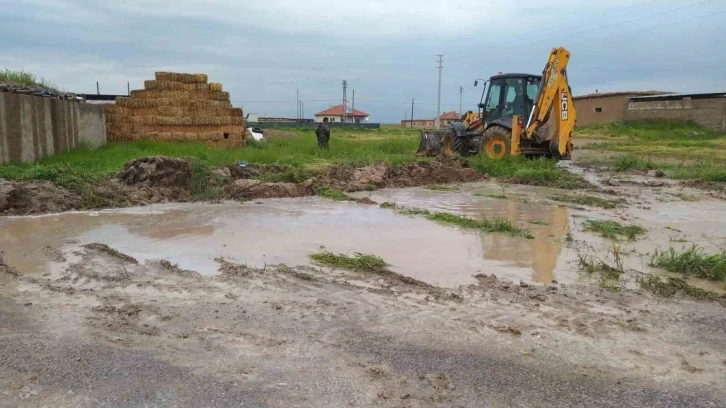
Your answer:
(476, 73), (541, 130)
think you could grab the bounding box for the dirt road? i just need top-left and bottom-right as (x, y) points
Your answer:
(1, 163), (725, 407)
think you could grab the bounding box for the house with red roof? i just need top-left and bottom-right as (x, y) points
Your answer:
(314, 104), (370, 124)
(401, 111), (462, 128)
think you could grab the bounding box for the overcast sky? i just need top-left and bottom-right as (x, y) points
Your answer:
(2, 0), (725, 123)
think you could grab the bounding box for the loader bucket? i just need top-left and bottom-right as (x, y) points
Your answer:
(416, 129), (448, 157)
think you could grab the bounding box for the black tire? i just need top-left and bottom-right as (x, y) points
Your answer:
(480, 126), (512, 160)
(453, 135), (468, 156)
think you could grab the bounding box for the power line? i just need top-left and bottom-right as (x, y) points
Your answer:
(435, 54), (443, 129)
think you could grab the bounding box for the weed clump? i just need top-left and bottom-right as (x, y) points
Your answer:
(309, 250), (388, 272)
(316, 185), (356, 201)
(638, 275), (726, 303)
(468, 156), (591, 190)
(583, 220), (646, 241)
(425, 212), (534, 239)
(551, 195), (622, 209)
(426, 185), (458, 192)
(650, 245), (726, 281)
(527, 220), (550, 226)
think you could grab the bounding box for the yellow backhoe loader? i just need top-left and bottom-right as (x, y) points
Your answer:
(416, 47), (576, 160)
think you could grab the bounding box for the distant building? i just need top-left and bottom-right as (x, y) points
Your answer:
(572, 91), (670, 127)
(400, 111), (462, 128)
(245, 113), (259, 123)
(314, 105), (370, 123)
(625, 92), (726, 133)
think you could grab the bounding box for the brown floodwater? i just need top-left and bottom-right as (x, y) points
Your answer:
(2, 179), (724, 290)
(0, 191), (577, 287)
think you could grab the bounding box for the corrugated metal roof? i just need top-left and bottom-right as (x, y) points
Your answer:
(629, 92), (726, 101)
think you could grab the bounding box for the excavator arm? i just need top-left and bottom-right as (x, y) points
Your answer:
(519, 47), (576, 158)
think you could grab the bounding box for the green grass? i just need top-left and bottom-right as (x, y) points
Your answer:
(650, 245), (726, 281)
(577, 247), (626, 292)
(577, 120), (723, 141)
(316, 185), (356, 201)
(670, 193), (700, 202)
(396, 207), (432, 216)
(583, 220), (646, 241)
(468, 156), (590, 190)
(638, 275), (726, 303)
(424, 212), (534, 239)
(473, 192), (508, 199)
(0, 68), (59, 92)
(577, 120), (726, 182)
(551, 194), (622, 209)
(426, 185), (459, 191)
(309, 250), (389, 271)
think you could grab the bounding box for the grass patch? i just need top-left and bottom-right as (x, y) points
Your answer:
(650, 245), (726, 281)
(397, 207), (432, 216)
(474, 192), (508, 199)
(583, 220), (646, 241)
(190, 159), (223, 200)
(468, 156), (590, 190)
(577, 120), (726, 183)
(638, 275), (726, 303)
(527, 220), (550, 226)
(1, 68), (59, 92)
(426, 185), (458, 191)
(0, 129), (424, 184)
(670, 192), (700, 202)
(577, 246), (626, 292)
(425, 212), (533, 239)
(379, 202), (398, 209)
(551, 194), (622, 209)
(309, 250), (389, 271)
(316, 185), (356, 201)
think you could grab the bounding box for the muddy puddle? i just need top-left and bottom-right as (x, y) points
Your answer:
(2, 177), (724, 290)
(0, 189), (581, 287)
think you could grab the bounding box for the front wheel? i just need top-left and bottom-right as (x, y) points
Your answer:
(480, 126), (512, 160)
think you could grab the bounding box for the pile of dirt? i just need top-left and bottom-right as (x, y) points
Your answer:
(226, 179), (315, 199)
(0, 179), (83, 215)
(116, 156), (192, 188)
(325, 158), (485, 192)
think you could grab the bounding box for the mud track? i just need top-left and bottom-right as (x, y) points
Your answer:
(1, 241), (724, 407)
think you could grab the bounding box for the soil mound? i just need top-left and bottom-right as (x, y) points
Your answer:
(0, 179), (82, 215)
(116, 156), (192, 188)
(226, 179), (316, 199)
(326, 159), (485, 191)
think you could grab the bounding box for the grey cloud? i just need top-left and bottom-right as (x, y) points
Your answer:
(1, 0), (725, 122)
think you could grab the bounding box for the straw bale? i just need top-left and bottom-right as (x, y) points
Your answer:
(154, 72), (208, 84)
(230, 108), (243, 117)
(208, 82), (223, 91)
(231, 117), (244, 125)
(145, 80), (212, 91)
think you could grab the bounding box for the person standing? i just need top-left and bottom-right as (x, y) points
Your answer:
(315, 117), (330, 149)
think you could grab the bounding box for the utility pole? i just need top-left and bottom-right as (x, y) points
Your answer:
(296, 89), (300, 121)
(96, 81), (100, 95)
(459, 86), (463, 116)
(127, 82), (130, 96)
(435, 54), (443, 129)
(302, 102), (304, 121)
(411, 98), (414, 129)
(342, 80), (348, 124)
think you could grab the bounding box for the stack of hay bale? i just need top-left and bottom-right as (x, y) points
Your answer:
(105, 72), (245, 146)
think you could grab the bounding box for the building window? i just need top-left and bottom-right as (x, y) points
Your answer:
(594, 107), (603, 113)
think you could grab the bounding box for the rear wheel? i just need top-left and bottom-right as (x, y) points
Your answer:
(481, 126), (512, 160)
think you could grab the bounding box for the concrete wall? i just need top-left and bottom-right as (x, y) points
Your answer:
(0, 92), (107, 165)
(625, 97), (726, 133)
(573, 95), (630, 127)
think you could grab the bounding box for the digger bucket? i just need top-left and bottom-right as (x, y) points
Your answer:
(415, 129), (448, 157)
